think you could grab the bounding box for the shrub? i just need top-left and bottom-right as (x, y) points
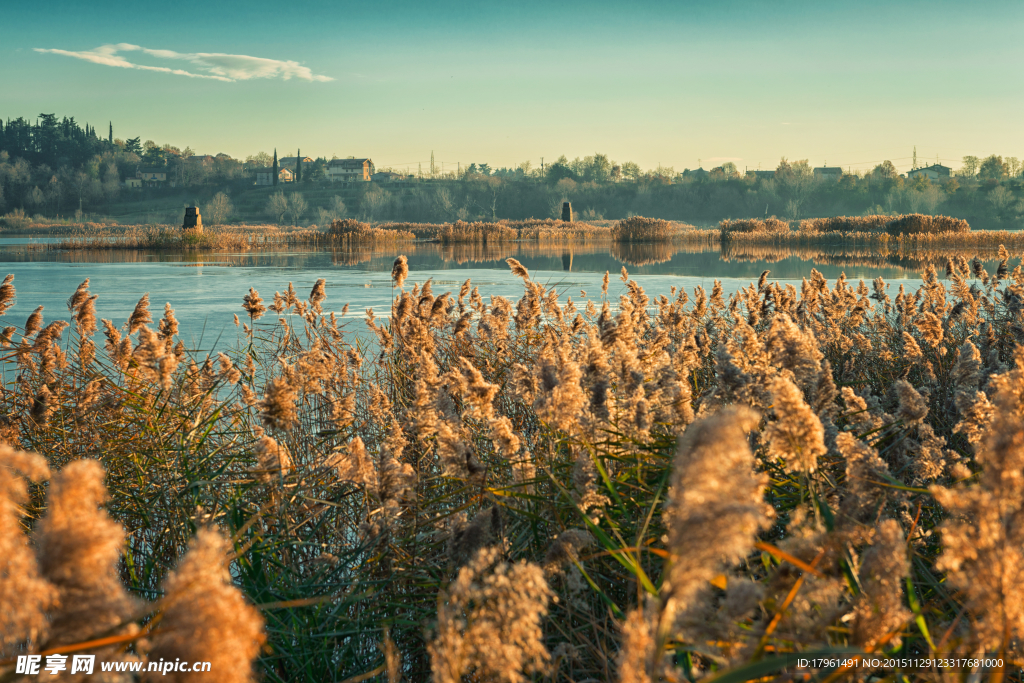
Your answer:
(1, 208), (30, 231)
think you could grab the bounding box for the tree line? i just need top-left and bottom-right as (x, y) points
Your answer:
(2, 111), (1022, 228)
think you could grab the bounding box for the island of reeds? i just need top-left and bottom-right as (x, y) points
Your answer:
(3, 249), (1024, 681)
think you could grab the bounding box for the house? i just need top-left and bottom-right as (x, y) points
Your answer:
(907, 164), (952, 182)
(371, 171), (408, 183)
(813, 166), (843, 181)
(683, 167), (709, 179)
(254, 167), (294, 186)
(137, 167), (168, 184)
(254, 168), (273, 186)
(747, 170), (776, 180)
(125, 178), (142, 189)
(327, 158), (375, 182)
(279, 156), (314, 169)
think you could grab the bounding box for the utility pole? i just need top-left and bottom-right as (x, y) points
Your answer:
(430, 151), (435, 177)
(912, 146), (918, 170)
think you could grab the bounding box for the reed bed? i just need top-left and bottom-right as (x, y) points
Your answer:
(4, 243), (1024, 681)
(610, 216), (676, 242)
(328, 218), (416, 241)
(375, 221), (456, 238)
(520, 223), (612, 241)
(799, 214), (971, 235)
(797, 215), (895, 234)
(436, 220), (520, 244)
(720, 216), (792, 237)
(374, 219), (597, 239)
(49, 224), (343, 251)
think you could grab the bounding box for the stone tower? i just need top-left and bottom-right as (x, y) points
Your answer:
(183, 205), (203, 232)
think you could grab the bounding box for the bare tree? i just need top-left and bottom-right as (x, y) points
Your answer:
(362, 189), (390, 222)
(288, 193), (308, 225)
(433, 187), (457, 221)
(204, 192), (234, 225)
(266, 192), (288, 224)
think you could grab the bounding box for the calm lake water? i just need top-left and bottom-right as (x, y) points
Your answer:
(0, 238), (1012, 351)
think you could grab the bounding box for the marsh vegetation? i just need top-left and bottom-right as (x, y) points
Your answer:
(3, 239), (1024, 681)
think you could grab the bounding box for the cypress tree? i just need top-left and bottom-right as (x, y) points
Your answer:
(108, 122), (113, 144)
(272, 149), (279, 186)
(296, 149), (302, 183)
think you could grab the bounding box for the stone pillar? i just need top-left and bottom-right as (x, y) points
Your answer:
(561, 201), (573, 223)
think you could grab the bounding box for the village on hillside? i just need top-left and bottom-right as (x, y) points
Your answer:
(130, 154), (408, 188)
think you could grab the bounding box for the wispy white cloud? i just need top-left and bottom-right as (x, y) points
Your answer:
(33, 43), (333, 83)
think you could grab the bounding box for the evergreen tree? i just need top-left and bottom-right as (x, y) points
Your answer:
(273, 149), (279, 186)
(296, 149), (302, 183)
(108, 122), (113, 144)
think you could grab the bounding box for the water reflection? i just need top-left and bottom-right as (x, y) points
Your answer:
(0, 239), (1016, 349)
(610, 242), (676, 266)
(1, 240), (1015, 280)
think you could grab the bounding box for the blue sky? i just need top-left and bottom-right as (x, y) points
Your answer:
(4, 0), (1022, 172)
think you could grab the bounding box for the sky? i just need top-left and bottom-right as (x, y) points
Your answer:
(3, 0), (1022, 173)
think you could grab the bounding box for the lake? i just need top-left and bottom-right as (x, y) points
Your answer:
(0, 238), (1012, 351)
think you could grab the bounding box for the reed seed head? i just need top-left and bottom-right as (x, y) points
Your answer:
(0, 274), (14, 317)
(35, 459), (139, 645)
(147, 528), (265, 683)
(128, 293), (153, 334)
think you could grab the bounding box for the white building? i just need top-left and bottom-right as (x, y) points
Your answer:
(813, 166), (843, 181)
(327, 158), (374, 182)
(907, 164), (952, 182)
